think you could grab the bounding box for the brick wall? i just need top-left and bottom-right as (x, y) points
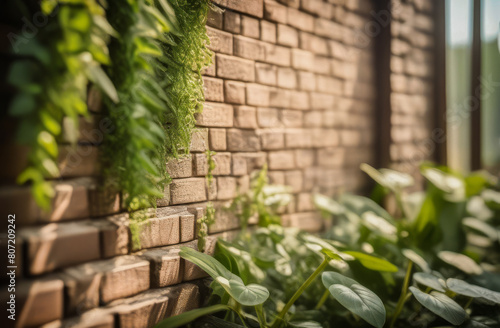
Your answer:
(0, 0), (438, 327)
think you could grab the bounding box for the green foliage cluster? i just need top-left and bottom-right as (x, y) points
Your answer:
(158, 164), (500, 328)
(6, 0), (117, 209)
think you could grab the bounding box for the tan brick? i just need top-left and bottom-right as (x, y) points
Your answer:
(207, 26), (233, 54)
(264, 0), (287, 23)
(0, 278), (64, 327)
(261, 131), (285, 150)
(297, 71), (316, 91)
(300, 32), (328, 55)
(234, 35), (266, 61)
(190, 128), (209, 152)
(194, 152), (232, 176)
(170, 178), (207, 204)
(314, 18), (342, 40)
(264, 43), (291, 66)
(232, 154), (248, 175)
(268, 170), (285, 184)
(261, 20), (277, 43)
(196, 102), (233, 127)
(289, 91), (310, 110)
(286, 130), (313, 148)
(242, 15), (260, 38)
(268, 150), (295, 170)
(233, 152), (267, 172)
(281, 110), (303, 127)
(203, 76), (224, 102)
(313, 55), (330, 74)
(192, 153), (209, 176)
(207, 178), (218, 200)
(42, 311), (114, 328)
(85, 214), (130, 258)
(209, 128), (227, 151)
(269, 88), (291, 108)
(277, 67), (297, 89)
(246, 83), (271, 107)
(255, 63), (277, 85)
(257, 107), (281, 128)
(304, 111), (322, 127)
(277, 24), (298, 47)
(234, 106), (258, 129)
(207, 7), (223, 29)
(224, 80), (246, 104)
(217, 177), (237, 200)
(214, 0), (264, 18)
(57, 145), (99, 178)
(316, 75), (343, 95)
(287, 7), (314, 32)
(88, 184), (121, 218)
(292, 49), (315, 71)
(20, 222), (100, 275)
(166, 156), (192, 179)
(224, 10), (241, 33)
(317, 147), (345, 167)
(216, 54), (255, 81)
(285, 170), (303, 193)
(209, 201), (240, 232)
(296, 193), (314, 212)
(227, 129), (261, 151)
(282, 211), (323, 232)
(311, 92), (336, 110)
(141, 248), (182, 288)
(135, 214), (180, 250)
(313, 129), (340, 147)
(295, 149), (315, 168)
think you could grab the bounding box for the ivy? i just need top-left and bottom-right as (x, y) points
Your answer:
(5, 0), (117, 210)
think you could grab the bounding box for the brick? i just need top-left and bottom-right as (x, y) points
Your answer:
(214, 0), (264, 18)
(277, 0), (299, 8)
(268, 170), (285, 185)
(207, 8), (223, 29)
(286, 130), (313, 148)
(298, 71), (316, 91)
(304, 111), (322, 127)
(313, 56), (330, 75)
(285, 170), (303, 193)
(0, 186), (39, 226)
(85, 214), (130, 258)
(269, 88), (291, 108)
(263, 43), (291, 66)
(313, 129), (339, 147)
(261, 20), (277, 43)
(311, 92), (336, 110)
(224, 80), (246, 104)
(179, 211), (196, 242)
(42, 311), (114, 328)
(316, 75), (343, 95)
(255, 63), (277, 85)
(203, 76), (224, 102)
(292, 49), (314, 71)
(224, 11), (241, 33)
(288, 8), (314, 32)
(166, 156), (192, 179)
(207, 26), (233, 55)
(216, 54), (255, 81)
(207, 178), (218, 200)
(282, 212), (323, 232)
(202, 52), (216, 76)
(295, 149), (315, 168)
(234, 106), (258, 128)
(88, 184), (121, 218)
(268, 151), (295, 170)
(261, 131), (285, 150)
(297, 193), (314, 212)
(241, 15), (260, 38)
(58, 145), (99, 178)
(0, 278), (64, 327)
(190, 128), (209, 152)
(141, 248), (182, 287)
(170, 178), (207, 204)
(317, 147), (345, 167)
(135, 214), (180, 250)
(257, 107), (281, 128)
(234, 35), (266, 61)
(20, 222), (100, 275)
(232, 154), (248, 175)
(227, 129), (261, 151)
(300, 32), (328, 55)
(277, 67), (297, 89)
(196, 102), (233, 127)
(246, 83), (271, 107)
(233, 152), (267, 172)
(289, 91), (310, 110)
(213, 153), (232, 175)
(314, 18), (342, 40)
(209, 128), (227, 150)
(277, 24), (298, 47)
(281, 110), (303, 127)
(209, 201), (240, 232)
(264, 0), (287, 23)
(217, 177), (237, 200)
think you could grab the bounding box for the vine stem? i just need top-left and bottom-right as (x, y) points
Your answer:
(315, 289), (330, 310)
(389, 260), (413, 328)
(271, 257), (330, 328)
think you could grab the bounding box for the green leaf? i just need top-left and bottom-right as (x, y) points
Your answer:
(401, 249), (431, 273)
(37, 131), (58, 158)
(421, 167), (466, 202)
(322, 272), (386, 328)
(413, 272), (447, 293)
(313, 193), (344, 215)
(438, 251), (483, 275)
(360, 163), (414, 192)
(409, 287), (466, 326)
(343, 251), (398, 272)
(288, 321), (322, 328)
(179, 247), (269, 306)
(154, 304), (230, 328)
(447, 278), (500, 304)
(8, 93), (35, 116)
(85, 64), (119, 103)
(462, 218), (498, 242)
(340, 194), (394, 224)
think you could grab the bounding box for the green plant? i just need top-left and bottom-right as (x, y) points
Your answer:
(6, 0), (117, 209)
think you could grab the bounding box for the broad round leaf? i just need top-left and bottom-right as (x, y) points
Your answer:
(447, 278), (500, 304)
(463, 217), (498, 241)
(361, 211), (397, 241)
(413, 272), (447, 293)
(314, 193), (345, 215)
(180, 247), (269, 306)
(438, 251), (483, 275)
(462, 317), (500, 328)
(344, 251), (398, 272)
(361, 163), (414, 191)
(421, 168), (465, 202)
(402, 249), (431, 273)
(409, 287), (466, 326)
(322, 272), (386, 328)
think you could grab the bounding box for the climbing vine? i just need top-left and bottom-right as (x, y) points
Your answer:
(5, 0), (117, 209)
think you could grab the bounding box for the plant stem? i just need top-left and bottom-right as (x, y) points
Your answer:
(464, 297), (473, 310)
(315, 289), (330, 310)
(271, 257), (330, 328)
(389, 260), (413, 328)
